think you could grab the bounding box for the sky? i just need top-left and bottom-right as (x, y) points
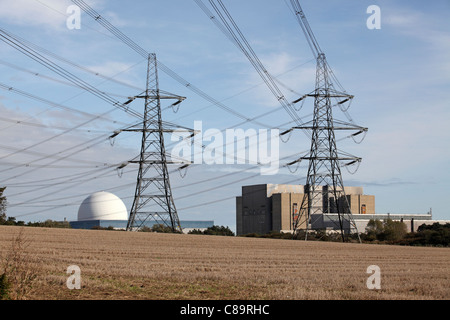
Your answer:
(0, 0), (449, 232)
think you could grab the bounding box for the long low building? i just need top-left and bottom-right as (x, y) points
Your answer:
(70, 220), (215, 233)
(310, 213), (434, 233)
(236, 184), (443, 235)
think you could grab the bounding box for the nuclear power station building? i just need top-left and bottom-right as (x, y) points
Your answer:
(236, 184), (435, 236)
(70, 191), (214, 232)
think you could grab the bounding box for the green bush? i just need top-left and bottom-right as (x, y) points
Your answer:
(188, 229), (204, 235)
(151, 224), (180, 233)
(364, 219), (406, 242)
(203, 225), (234, 236)
(188, 225), (235, 236)
(404, 223), (450, 246)
(0, 273), (11, 300)
(383, 219), (407, 241)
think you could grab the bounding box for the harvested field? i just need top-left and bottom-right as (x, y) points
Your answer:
(0, 225), (448, 300)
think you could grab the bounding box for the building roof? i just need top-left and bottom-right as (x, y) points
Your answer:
(78, 191), (128, 221)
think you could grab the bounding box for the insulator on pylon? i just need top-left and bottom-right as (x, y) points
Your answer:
(109, 130), (122, 146)
(280, 128), (293, 143)
(171, 100), (183, 113)
(109, 130), (121, 139)
(292, 95), (306, 104)
(280, 128), (293, 136)
(353, 130), (363, 137)
(178, 164), (190, 178)
(338, 98), (350, 105)
(117, 162), (128, 170)
(344, 160), (358, 166)
(123, 98), (135, 105)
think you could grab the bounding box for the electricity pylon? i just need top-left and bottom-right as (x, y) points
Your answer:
(289, 0), (367, 242)
(125, 54), (186, 232)
(69, 2), (193, 232)
(293, 53), (365, 241)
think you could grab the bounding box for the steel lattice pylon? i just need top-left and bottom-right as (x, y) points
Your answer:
(293, 53), (362, 242)
(285, 0), (367, 242)
(126, 54), (181, 232)
(68, 2), (192, 232)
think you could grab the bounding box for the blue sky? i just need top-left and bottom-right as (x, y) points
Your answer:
(0, 0), (449, 231)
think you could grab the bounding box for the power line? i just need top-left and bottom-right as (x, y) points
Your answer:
(0, 133), (110, 183)
(6, 166), (113, 200)
(6, 166), (129, 188)
(0, 107), (118, 163)
(177, 175), (305, 212)
(194, 0), (311, 138)
(71, 0), (273, 128)
(0, 28), (143, 119)
(0, 114), (110, 134)
(0, 59), (141, 101)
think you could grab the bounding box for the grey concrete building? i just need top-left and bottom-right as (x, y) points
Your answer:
(236, 184), (375, 235)
(236, 184), (443, 235)
(236, 184), (445, 235)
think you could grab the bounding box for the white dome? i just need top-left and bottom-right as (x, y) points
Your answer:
(78, 192), (128, 221)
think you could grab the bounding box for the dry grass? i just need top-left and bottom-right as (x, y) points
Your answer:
(0, 225), (448, 300)
(0, 228), (41, 300)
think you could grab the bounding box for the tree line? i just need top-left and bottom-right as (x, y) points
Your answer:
(362, 219), (449, 246)
(241, 219), (449, 247)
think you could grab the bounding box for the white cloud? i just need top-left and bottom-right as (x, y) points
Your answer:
(93, 60), (139, 76)
(243, 51), (316, 108)
(384, 7), (450, 53)
(0, 0), (72, 29)
(0, 0), (111, 31)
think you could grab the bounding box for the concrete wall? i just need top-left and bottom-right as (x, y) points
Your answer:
(239, 185), (272, 235)
(360, 195), (375, 214)
(237, 184), (308, 235)
(318, 186), (366, 214)
(271, 193), (284, 232)
(347, 195), (359, 215)
(310, 214), (351, 231)
(236, 196), (243, 236)
(267, 184), (305, 197)
(272, 193), (307, 232)
(295, 217), (448, 234)
(327, 214), (438, 233)
(236, 184), (376, 235)
(354, 219), (431, 233)
(343, 186), (364, 195)
(346, 195), (375, 214)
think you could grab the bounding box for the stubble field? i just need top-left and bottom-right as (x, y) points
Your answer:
(0, 225), (448, 300)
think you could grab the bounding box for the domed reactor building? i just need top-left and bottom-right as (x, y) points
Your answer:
(70, 192), (129, 230)
(70, 191), (214, 232)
